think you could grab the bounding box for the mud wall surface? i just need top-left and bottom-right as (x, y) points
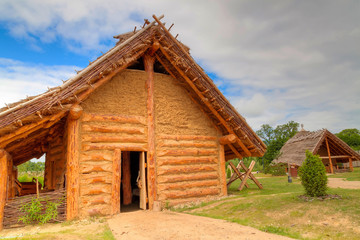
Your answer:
(79, 69), (147, 218)
(154, 72), (223, 205)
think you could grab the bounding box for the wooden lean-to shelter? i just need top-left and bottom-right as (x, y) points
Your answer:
(0, 15), (266, 229)
(273, 128), (360, 177)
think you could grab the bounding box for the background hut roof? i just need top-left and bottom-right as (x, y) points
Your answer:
(274, 129), (360, 166)
(0, 15), (266, 165)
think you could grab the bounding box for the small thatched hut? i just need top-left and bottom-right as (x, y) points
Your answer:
(274, 128), (360, 177)
(0, 15), (266, 229)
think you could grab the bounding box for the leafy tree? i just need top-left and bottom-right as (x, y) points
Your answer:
(298, 151), (328, 197)
(18, 161), (45, 173)
(336, 128), (360, 151)
(257, 121), (299, 166)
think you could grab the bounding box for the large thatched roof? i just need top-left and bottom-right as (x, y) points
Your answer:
(0, 15), (266, 166)
(274, 129), (360, 166)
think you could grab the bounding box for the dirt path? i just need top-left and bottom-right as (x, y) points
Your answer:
(328, 178), (360, 189)
(107, 210), (293, 240)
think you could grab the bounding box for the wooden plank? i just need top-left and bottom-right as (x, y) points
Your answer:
(239, 161), (263, 189)
(0, 149), (9, 231)
(122, 152), (132, 205)
(157, 157), (217, 166)
(82, 112), (146, 125)
(82, 124), (145, 134)
(144, 54), (156, 210)
(157, 165), (217, 176)
(238, 161), (255, 190)
(111, 149), (121, 215)
(319, 155), (350, 159)
(66, 105), (83, 220)
(139, 152), (147, 210)
(159, 135), (217, 141)
(219, 144), (227, 196)
(325, 137), (334, 174)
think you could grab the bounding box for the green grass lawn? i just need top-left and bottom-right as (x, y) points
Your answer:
(328, 167), (360, 181)
(177, 172), (360, 240)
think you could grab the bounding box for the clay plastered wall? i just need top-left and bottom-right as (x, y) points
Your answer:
(154, 73), (224, 205)
(79, 70), (148, 217)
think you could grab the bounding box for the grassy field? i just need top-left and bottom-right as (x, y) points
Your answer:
(328, 167), (360, 181)
(177, 168), (360, 240)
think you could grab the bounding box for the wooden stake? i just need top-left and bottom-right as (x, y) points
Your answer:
(144, 54), (157, 210)
(122, 152), (132, 205)
(111, 149), (121, 215)
(66, 105), (83, 220)
(325, 137), (334, 174)
(0, 149), (9, 231)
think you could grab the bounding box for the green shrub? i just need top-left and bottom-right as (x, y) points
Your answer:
(19, 197), (62, 224)
(298, 151), (328, 197)
(264, 163), (287, 176)
(227, 167), (232, 178)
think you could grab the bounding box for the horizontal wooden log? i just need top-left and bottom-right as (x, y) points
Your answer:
(81, 134), (147, 143)
(159, 142), (217, 148)
(81, 164), (112, 174)
(157, 157), (217, 166)
(158, 180), (219, 191)
(81, 173), (112, 184)
(219, 134), (236, 145)
(82, 112), (146, 125)
(157, 149), (218, 157)
(157, 172), (219, 184)
(82, 143), (147, 152)
(159, 135), (217, 141)
(320, 155), (351, 159)
(80, 151), (113, 162)
(157, 165), (217, 176)
(162, 188), (220, 200)
(81, 186), (111, 196)
(82, 123), (145, 134)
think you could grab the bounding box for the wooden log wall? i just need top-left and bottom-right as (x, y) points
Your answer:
(78, 112), (147, 217)
(44, 135), (66, 190)
(156, 135), (222, 205)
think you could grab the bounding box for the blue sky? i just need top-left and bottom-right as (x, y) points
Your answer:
(0, 0), (359, 133)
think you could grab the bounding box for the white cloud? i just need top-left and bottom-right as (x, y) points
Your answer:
(0, 0), (359, 133)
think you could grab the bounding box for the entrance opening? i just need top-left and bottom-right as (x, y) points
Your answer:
(120, 151), (147, 212)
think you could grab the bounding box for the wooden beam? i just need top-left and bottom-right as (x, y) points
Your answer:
(325, 137), (334, 174)
(238, 161), (255, 191)
(227, 143), (243, 160)
(144, 54), (157, 210)
(66, 105), (83, 220)
(319, 155), (350, 159)
(238, 161), (263, 189)
(227, 162), (249, 188)
(219, 144), (227, 196)
(219, 134), (236, 145)
(122, 151), (132, 205)
(349, 157), (353, 172)
(111, 149), (122, 214)
(0, 149), (9, 231)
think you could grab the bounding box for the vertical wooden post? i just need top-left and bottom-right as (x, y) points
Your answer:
(219, 144), (227, 196)
(111, 149), (121, 215)
(325, 137), (334, 174)
(66, 105), (83, 220)
(0, 149), (10, 231)
(6, 155), (14, 200)
(144, 54), (156, 210)
(122, 151), (132, 205)
(349, 157), (353, 172)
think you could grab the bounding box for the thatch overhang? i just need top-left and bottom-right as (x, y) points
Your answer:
(0, 15), (266, 166)
(274, 129), (360, 166)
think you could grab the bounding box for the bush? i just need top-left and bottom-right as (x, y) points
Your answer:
(298, 151), (328, 197)
(265, 163), (287, 176)
(19, 197), (62, 224)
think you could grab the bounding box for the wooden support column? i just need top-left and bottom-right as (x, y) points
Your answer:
(66, 105), (83, 220)
(349, 157), (353, 172)
(144, 54), (156, 209)
(0, 149), (10, 231)
(111, 149), (121, 214)
(325, 137), (334, 174)
(219, 145), (227, 196)
(122, 151), (132, 205)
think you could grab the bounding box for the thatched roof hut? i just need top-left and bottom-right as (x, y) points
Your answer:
(0, 15), (266, 229)
(274, 128), (360, 175)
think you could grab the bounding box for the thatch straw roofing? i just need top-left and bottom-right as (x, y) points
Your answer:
(0, 15), (266, 166)
(274, 129), (360, 166)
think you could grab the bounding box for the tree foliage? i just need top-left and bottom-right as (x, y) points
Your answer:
(18, 161), (45, 173)
(256, 121), (299, 166)
(336, 128), (360, 151)
(298, 151), (328, 197)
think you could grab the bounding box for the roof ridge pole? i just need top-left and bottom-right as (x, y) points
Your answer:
(0, 15), (164, 120)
